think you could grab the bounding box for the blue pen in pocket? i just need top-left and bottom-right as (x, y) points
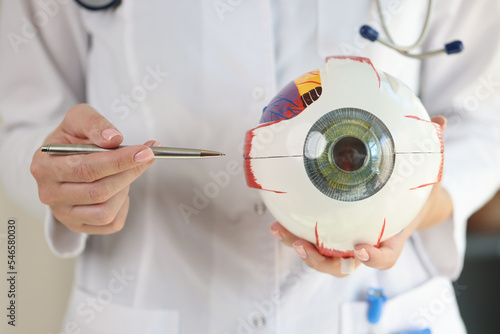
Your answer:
(366, 288), (432, 334)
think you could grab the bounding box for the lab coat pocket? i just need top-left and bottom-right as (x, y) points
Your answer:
(62, 287), (180, 334)
(340, 277), (466, 334)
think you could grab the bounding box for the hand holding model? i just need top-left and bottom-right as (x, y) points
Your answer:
(244, 57), (454, 277)
(30, 104), (158, 235)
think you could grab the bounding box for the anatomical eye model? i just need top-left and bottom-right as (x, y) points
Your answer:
(244, 56), (443, 273)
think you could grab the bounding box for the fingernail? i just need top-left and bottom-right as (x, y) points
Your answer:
(270, 228), (283, 240)
(293, 244), (308, 259)
(354, 248), (370, 262)
(153, 141), (163, 147)
(134, 148), (154, 163)
(102, 129), (121, 141)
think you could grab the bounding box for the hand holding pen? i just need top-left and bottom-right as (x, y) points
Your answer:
(30, 104), (222, 235)
(41, 144), (224, 158)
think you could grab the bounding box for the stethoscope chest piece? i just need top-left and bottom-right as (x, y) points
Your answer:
(74, 0), (121, 10)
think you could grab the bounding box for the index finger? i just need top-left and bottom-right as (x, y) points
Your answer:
(60, 104), (123, 148)
(50, 145), (155, 183)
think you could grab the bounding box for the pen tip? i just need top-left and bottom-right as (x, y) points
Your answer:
(201, 150), (225, 157)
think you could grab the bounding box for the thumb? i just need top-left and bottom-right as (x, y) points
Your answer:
(61, 104), (123, 148)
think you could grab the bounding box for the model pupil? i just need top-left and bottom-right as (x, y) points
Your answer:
(331, 137), (367, 172)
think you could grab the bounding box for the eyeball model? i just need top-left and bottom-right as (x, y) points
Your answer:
(244, 56), (443, 273)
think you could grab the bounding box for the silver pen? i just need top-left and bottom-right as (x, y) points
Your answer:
(41, 144), (225, 158)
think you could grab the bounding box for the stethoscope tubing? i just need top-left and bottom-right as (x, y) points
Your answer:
(375, 0), (434, 52)
(74, 0), (120, 11)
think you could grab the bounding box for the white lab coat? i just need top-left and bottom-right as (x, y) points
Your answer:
(1, 0), (500, 333)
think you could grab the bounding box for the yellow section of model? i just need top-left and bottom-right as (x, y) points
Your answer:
(294, 70), (321, 95)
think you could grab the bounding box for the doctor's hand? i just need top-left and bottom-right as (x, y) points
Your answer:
(269, 116), (452, 277)
(269, 222), (361, 277)
(30, 104), (158, 235)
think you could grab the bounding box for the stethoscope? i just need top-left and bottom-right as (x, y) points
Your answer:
(75, 0), (463, 59)
(360, 0), (463, 58)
